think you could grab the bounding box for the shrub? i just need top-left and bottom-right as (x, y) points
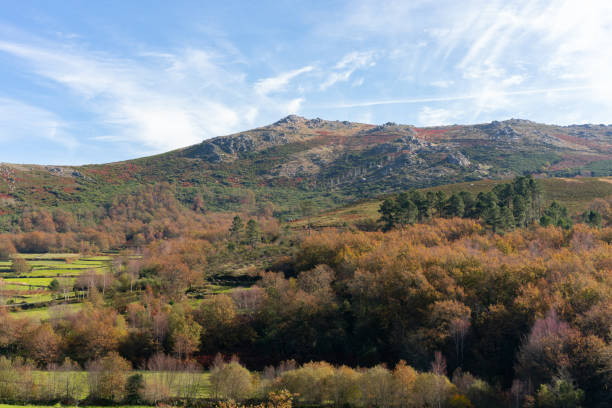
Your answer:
(10, 257), (31, 274)
(125, 373), (145, 404)
(278, 361), (335, 404)
(210, 360), (254, 401)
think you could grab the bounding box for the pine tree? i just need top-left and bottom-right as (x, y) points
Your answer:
(459, 191), (477, 218)
(415, 191), (433, 221)
(396, 194), (418, 226)
(482, 203), (502, 232)
(444, 193), (465, 218)
(434, 191), (447, 216)
(379, 198), (397, 231)
(512, 195), (528, 228)
(229, 215), (244, 242)
(499, 206), (516, 232)
(245, 219), (261, 247)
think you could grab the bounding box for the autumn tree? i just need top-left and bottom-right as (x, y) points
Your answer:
(0, 237), (16, 261)
(86, 352), (132, 402)
(168, 304), (202, 359)
(515, 310), (574, 387)
(23, 323), (60, 367)
(63, 303), (128, 364)
(10, 256), (31, 275)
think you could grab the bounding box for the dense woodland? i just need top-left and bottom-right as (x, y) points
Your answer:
(0, 177), (612, 407)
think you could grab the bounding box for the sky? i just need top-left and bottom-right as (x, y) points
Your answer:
(1, 0), (612, 165)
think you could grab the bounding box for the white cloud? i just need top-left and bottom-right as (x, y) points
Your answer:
(329, 0), (612, 124)
(0, 39), (309, 154)
(320, 51), (376, 90)
(285, 98), (304, 114)
(501, 75), (525, 87)
(254, 65), (314, 96)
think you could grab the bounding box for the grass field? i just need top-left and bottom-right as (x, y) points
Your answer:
(0, 254), (111, 314)
(0, 405), (153, 408)
(293, 176), (612, 229)
(8, 303), (83, 320)
(3, 370), (212, 401)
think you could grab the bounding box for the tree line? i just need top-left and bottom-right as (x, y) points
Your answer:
(378, 176), (581, 232)
(0, 352), (586, 407)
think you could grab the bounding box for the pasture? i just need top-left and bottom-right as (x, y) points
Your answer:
(1, 369), (212, 400)
(0, 254), (111, 315)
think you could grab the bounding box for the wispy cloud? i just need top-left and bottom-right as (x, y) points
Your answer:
(1, 0), (612, 164)
(323, 85), (592, 109)
(0, 38), (314, 156)
(0, 40), (250, 151)
(254, 66), (314, 96)
(320, 51), (376, 90)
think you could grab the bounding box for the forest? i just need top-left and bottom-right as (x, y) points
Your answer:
(0, 177), (612, 407)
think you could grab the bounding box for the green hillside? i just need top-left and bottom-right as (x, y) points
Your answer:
(2, 116), (612, 229)
(294, 176), (612, 229)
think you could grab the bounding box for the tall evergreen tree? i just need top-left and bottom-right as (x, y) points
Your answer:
(434, 191), (447, 216)
(444, 193), (465, 218)
(459, 191), (477, 218)
(379, 198), (397, 231)
(245, 219), (261, 247)
(229, 215), (244, 242)
(499, 206), (516, 232)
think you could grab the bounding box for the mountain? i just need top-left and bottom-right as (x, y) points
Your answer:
(1, 116), (612, 219)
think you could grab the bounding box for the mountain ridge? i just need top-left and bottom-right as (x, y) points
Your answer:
(1, 116), (612, 221)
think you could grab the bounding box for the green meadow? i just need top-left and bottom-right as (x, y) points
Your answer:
(0, 254), (111, 315)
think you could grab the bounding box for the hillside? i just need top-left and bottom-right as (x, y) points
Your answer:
(295, 176), (612, 229)
(1, 116), (612, 224)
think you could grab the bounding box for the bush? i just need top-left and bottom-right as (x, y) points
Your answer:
(210, 360), (254, 401)
(10, 257), (31, 274)
(278, 361), (335, 404)
(125, 373), (145, 404)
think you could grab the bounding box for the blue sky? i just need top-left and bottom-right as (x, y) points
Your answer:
(1, 0), (611, 164)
